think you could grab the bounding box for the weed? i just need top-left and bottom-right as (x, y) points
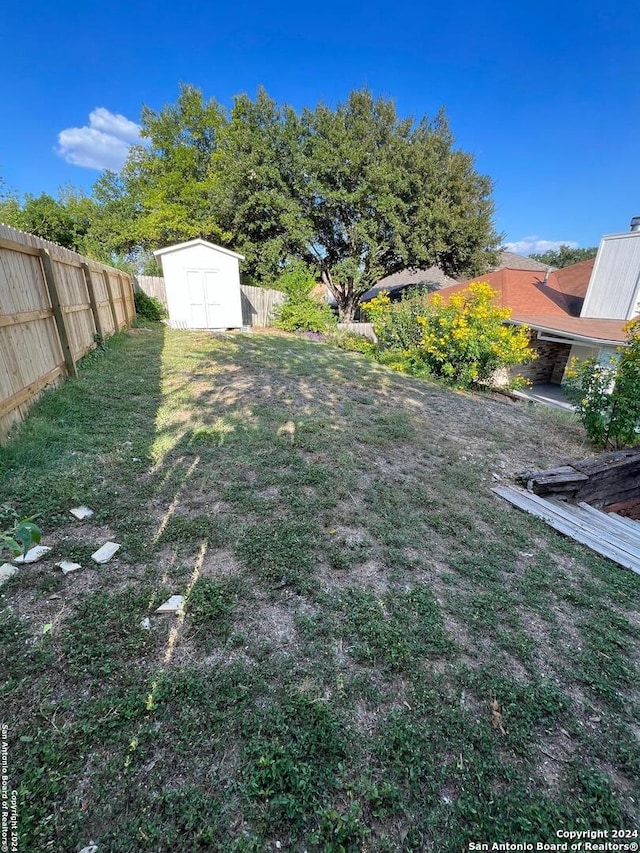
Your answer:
(236, 519), (320, 593)
(574, 609), (638, 708)
(241, 692), (348, 831)
(326, 535), (370, 571)
(186, 577), (239, 651)
(339, 585), (453, 671)
(62, 587), (160, 676)
(159, 514), (230, 549)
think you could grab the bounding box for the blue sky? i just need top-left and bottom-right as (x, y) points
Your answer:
(1, 0), (638, 253)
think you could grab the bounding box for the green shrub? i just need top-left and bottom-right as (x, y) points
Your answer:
(375, 347), (433, 377)
(273, 264), (336, 333)
(564, 319), (640, 448)
(277, 300), (336, 333)
(326, 330), (375, 354)
(134, 290), (167, 321)
(362, 288), (430, 350)
(0, 506), (41, 557)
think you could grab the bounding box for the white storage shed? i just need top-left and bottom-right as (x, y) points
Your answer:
(153, 239), (244, 329)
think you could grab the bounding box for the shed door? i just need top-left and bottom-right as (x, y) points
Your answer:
(186, 269), (220, 328)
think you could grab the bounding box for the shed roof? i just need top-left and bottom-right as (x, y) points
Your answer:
(153, 238), (245, 260)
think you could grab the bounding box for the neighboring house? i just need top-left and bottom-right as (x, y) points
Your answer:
(490, 251), (551, 273)
(358, 251), (551, 308)
(154, 239), (244, 330)
(438, 221), (640, 385)
(359, 266), (459, 304)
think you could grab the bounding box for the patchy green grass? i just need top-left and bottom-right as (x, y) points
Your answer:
(1, 326), (638, 851)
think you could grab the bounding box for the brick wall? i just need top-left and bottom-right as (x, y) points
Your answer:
(514, 332), (571, 384)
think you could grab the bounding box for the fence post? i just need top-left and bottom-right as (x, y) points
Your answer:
(102, 270), (119, 333)
(80, 263), (105, 342)
(117, 273), (133, 324)
(125, 274), (136, 323)
(38, 249), (78, 378)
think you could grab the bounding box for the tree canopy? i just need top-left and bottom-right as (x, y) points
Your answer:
(120, 85), (229, 249)
(530, 244), (598, 268)
(213, 89), (501, 318)
(211, 88), (304, 284)
(0, 184), (96, 253)
(2, 85), (503, 316)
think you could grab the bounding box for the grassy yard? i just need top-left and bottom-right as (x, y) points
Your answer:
(1, 326), (638, 852)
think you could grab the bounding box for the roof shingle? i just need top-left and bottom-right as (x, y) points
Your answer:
(435, 260), (627, 345)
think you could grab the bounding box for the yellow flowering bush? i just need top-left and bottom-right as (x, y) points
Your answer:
(361, 290), (391, 332)
(416, 282), (534, 387)
(362, 288), (431, 354)
(361, 282), (534, 386)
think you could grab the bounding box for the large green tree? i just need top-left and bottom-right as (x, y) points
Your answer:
(0, 178), (22, 229)
(212, 88), (305, 284)
(301, 97), (500, 319)
(530, 244), (598, 268)
(5, 87), (499, 307)
(215, 90), (501, 319)
(96, 84), (229, 252)
(0, 183), (96, 253)
(88, 170), (146, 266)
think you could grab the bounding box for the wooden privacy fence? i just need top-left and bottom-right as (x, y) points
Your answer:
(337, 322), (377, 341)
(239, 285), (285, 327)
(0, 223), (135, 440)
(133, 276), (285, 327)
(133, 275), (167, 307)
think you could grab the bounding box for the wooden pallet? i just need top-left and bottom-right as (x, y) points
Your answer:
(492, 485), (640, 575)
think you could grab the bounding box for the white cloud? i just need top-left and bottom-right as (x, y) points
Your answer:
(57, 108), (142, 171)
(504, 236), (579, 256)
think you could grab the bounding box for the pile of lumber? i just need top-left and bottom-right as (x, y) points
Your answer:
(518, 448), (640, 518)
(493, 485), (640, 574)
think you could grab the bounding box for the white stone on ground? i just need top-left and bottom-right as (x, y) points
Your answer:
(91, 542), (120, 564)
(155, 595), (184, 614)
(0, 564), (18, 585)
(14, 545), (51, 564)
(70, 506), (94, 520)
(56, 560), (82, 575)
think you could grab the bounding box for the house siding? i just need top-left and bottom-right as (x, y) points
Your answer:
(562, 343), (620, 380)
(581, 232), (640, 320)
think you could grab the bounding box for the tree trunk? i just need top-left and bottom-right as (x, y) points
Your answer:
(336, 296), (358, 322)
(320, 270), (360, 322)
